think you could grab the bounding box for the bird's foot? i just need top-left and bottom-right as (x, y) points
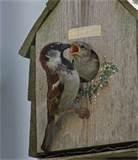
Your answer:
(76, 107), (90, 119)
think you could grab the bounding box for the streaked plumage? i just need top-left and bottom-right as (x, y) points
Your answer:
(70, 41), (100, 82)
(39, 42), (80, 151)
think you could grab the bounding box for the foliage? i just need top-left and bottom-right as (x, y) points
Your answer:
(75, 59), (119, 103)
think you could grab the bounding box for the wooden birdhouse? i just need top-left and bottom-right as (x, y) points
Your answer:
(19, 0), (138, 159)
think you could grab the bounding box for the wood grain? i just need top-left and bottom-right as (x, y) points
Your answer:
(28, 46), (37, 156)
(28, 46), (35, 101)
(35, 0), (138, 156)
(119, 0), (138, 20)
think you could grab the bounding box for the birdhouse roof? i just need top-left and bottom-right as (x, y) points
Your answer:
(120, 0), (138, 18)
(19, 0), (138, 58)
(19, 0), (60, 58)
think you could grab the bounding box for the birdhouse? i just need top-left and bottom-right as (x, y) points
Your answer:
(19, 0), (138, 159)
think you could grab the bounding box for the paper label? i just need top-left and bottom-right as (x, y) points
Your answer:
(68, 25), (101, 40)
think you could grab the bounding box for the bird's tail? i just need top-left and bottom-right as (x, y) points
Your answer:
(41, 116), (56, 152)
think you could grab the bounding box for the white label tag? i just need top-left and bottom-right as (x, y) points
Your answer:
(68, 25), (101, 40)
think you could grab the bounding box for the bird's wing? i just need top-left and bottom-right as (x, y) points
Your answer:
(41, 68), (64, 151)
(46, 68), (64, 119)
(39, 51), (64, 119)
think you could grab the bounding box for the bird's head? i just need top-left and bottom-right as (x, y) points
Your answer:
(44, 42), (71, 60)
(39, 42), (72, 71)
(70, 41), (92, 58)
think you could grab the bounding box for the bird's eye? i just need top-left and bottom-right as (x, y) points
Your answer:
(80, 45), (85, 49)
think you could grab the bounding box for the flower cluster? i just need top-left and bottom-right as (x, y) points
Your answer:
(75, 60), (119, 103)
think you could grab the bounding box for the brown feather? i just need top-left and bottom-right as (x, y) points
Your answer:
(39, 44), (64, 151)
(39, 45), (63, 115)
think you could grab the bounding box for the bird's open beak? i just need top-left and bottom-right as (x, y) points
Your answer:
(70, 43), (81, 57)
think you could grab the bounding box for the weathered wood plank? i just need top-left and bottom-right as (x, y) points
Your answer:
(36, 37), (48, 152)
(29, 46), (37, 156)
(29, 101), (37, 157)
(28, 45), (35, 101)
(19, 0), (138, 58)
(35, 0), (138, 154)
(119, 0), (138, 19)
(38, 148), (138, 160)
(67, 148), (138, 160)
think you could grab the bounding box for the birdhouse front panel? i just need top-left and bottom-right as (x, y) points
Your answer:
(34, 0), (138, 154)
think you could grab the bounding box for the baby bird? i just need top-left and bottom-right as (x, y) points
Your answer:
(70, 41), (100, 82)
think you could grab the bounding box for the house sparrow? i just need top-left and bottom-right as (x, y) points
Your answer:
(70, 41), (100, 82)
(40, 42), (82, 152)
(46, 43), (80, 113)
